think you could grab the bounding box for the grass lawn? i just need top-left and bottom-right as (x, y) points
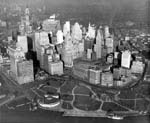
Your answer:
(60, 81), (76, 94)
(74, 86), (91, 95)
(61, 101), (73, 110)
(73, 95), (101, 111)
(102, 102), (129, 111)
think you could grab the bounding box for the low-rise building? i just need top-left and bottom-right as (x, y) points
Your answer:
(113, 68), (120, 80)
(73, 63), (90, 80)
(144, 61), (150, 82)
(101, 72), (113, 87)
(48, 61), (63, 75)
(88, 67), (102, 85)
(131, 61), (145, 74)
(106, 54), (113, 64)
(17, 60), (34, 84)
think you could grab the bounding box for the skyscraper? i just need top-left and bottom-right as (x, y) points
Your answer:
(63, 21), (70, 37)
(147, 0), (150, 32)
(121, 50), (131, 69)
(94, 29), (102, 59)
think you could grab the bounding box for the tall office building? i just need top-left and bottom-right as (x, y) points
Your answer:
(35, 31), (49, 48)
(62, 33), (73, 67)
(42, 14), (61, 33)
(121, 50), (131, 68)
(17, 35), (28, 53)
(131, 61), (145, 74)
(64, 32), (73, 51)
(56, 30), (64, 44)
(147, 0), (150, 32)
(104, 26), (110, 38)
(19, 7), (32, 34)
(19, 22), (25, 35)
(25, 7), (30, 15)
(24, 7), (32, 34)
(8, 47), (25, 81)
(72, 22), (82, 41)
(94, 29), (102, 59)
(105, 36), (114, 54)
(7, 46), (34, 84)
(36, 31), (50, 68)
(144, 61), (150, 82)
(86, 23), (96, 39)
(63, 21), (70, 37)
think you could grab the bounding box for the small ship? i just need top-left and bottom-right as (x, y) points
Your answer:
(107, 114), (124, 120)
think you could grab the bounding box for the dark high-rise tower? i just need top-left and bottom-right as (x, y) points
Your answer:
(147, 0), (150, 32)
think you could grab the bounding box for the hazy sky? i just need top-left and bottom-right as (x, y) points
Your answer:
(5, 0), (147, 7)
(43, 0), (147, 6)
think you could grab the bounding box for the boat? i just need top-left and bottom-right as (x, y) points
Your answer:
(139, 111), (148, 115)
(37, 98), (60, 109)
(107, 115), (124, 120)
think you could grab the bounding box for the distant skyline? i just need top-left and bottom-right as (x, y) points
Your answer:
(0, 0), (147, 7)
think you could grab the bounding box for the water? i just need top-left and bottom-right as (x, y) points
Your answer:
(0, 104), (150, 123)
